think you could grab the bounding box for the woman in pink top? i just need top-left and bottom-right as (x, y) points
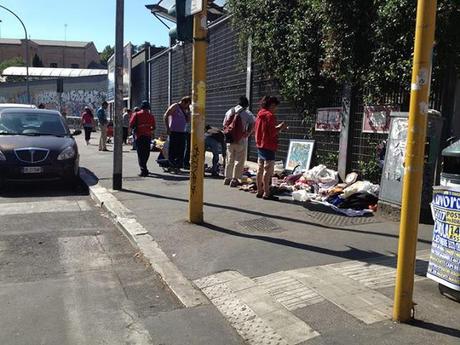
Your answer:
(163, 96), (192, 172)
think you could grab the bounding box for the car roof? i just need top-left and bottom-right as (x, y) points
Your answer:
(0, 108), (63, 117)
(0, 103), (37, 109)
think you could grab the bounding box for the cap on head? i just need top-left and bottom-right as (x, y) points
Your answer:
(133, 107), (140, 112)
(141, 100), (151, 110)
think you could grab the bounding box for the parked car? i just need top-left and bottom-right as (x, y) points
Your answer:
(0, 103), (36, 110)
(0, 108), (81, 188)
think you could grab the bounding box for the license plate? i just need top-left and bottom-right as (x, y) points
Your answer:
(23, 167), (44, 174)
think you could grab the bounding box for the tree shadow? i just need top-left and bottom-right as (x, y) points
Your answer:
(119, 187), (432, 246)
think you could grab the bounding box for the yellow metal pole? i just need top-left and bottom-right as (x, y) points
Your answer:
(393, 0), (437, 322)
(189, 5), (208, 224)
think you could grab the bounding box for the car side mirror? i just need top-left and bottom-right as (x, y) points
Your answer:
(72, 129), (82, 136)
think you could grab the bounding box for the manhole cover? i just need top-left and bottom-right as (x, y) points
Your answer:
(303, 203), (381, 227)
(238, 218), (282, 232)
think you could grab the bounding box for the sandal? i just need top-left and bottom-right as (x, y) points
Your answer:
(263, 195), (279, 201)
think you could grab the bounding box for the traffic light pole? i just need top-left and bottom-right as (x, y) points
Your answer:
(113, 0), (124, 190)
(188, 7), (208, 224)
(393, 0), (437, 322)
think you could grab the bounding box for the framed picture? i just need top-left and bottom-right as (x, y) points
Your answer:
(362, 105), (399, 133)
(315, 107), (342, 132)
(285, 139), (315, 171)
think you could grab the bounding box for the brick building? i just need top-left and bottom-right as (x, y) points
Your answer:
(0, 38), (101, 69)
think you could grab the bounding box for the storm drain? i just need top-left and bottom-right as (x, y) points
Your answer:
(238, 218), (282, 232)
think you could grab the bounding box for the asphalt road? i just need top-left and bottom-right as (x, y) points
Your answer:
(0, 181), (243, 345)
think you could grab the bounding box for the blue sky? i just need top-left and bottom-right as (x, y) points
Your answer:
(0, 0), (179, 51)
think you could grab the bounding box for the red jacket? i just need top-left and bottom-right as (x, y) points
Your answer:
(255, 108), (278, 151)
(81, 110), (93, 125)
(129, 109), (155, 138)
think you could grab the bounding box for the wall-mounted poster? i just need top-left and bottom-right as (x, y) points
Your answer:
(315, 107), (342, 132)
(286, 139), (315, 171)
(362, 105), (399, 133)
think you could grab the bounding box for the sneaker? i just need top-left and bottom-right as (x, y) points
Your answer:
(224, 178), (231, 186)
(230, 179), (239, 188)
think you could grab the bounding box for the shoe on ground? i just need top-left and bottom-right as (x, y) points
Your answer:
(224, 178), (231, 185)
(230, 179), (239, 188)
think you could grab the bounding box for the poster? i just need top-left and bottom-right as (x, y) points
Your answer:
(427, 186), (460, 291)
(285, 139), (315, 171)
(315, 107), (342, 132)
(106, 42), (132, 102)
(362, 105), (399, 133)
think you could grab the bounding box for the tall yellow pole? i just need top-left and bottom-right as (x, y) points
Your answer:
(393, 0), (437, 322)
(189, 5), (207, 224)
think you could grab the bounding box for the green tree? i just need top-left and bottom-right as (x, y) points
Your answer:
(100, 45), (114, 66)
(32, 53), (44, 67)
(228, 0), (460, 108)
(0, 57), (25, 82)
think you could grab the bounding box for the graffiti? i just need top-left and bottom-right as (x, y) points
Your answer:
(0, 82), (107, 117)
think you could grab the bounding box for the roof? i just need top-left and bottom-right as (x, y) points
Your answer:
(32, 39), (90, 48)
(0, 38), (22, 45)
(2, 67), (107, 78)
(0, 38), (91, 48)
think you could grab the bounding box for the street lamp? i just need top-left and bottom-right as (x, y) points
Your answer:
(0, 5), (31, 104)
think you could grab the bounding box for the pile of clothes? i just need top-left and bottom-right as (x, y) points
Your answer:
(272, 164), (379, 217)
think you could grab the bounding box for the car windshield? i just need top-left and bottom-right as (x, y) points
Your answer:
(0, 112), (67, 137)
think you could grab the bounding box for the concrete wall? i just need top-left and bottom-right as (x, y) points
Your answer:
(0, 75), (107, 117)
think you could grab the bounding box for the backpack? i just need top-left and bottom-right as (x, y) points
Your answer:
(223, 108), (244, 144)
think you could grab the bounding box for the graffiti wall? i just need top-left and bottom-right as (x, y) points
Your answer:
(0, 75), (107, 117)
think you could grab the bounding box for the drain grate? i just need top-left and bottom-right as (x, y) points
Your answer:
(238, 218), (282, 232)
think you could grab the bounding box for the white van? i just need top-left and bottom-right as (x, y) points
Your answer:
(0, 104), (37, 110)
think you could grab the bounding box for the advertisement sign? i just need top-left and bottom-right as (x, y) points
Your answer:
(362, 105), (399, 134)
(106, 42), (132, 103)
(315, 107), (342, 132)
(427, 186), (460, 291)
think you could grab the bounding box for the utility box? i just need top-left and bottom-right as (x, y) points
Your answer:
(378, 111), (443, 221)
(440, 139), (460, 187)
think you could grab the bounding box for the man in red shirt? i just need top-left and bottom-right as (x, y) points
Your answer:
(130, 101), (156, 177)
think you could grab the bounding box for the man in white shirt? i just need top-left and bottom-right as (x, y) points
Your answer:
(223, 96), (255, 187)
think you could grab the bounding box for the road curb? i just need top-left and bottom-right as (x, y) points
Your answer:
(80, 168), (209, 308)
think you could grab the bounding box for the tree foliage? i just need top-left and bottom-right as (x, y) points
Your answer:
(0, 57), (25, 82)
(100, 45), (114, 66)
(32, 53), (44, 67)
(227, 0), (460, 110)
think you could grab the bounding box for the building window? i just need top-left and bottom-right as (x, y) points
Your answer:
(71, 64), (79, 68)
(50, 63), (58, 68)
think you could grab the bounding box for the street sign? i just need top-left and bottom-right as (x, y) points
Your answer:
(186, 0), (203, 16)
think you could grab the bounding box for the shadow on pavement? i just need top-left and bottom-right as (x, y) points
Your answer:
(119, 187), (432, 246)
(201, 221), (428, 275)
(408, 319), (460, 339)
(0, 179), (88, 198)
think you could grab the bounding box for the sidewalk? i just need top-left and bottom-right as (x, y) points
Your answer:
(78, 133), (459, 345)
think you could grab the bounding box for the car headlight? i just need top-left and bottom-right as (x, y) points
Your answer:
(57, 146), (76, 160)
(0, 150), (6, 161)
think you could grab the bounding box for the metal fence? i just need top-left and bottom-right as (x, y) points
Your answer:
(147, 18), (429, 172)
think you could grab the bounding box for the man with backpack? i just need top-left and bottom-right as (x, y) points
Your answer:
(223, 96), (255, 187)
